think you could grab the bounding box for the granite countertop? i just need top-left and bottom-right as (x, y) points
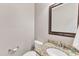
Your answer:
(34, 41), (79, 56)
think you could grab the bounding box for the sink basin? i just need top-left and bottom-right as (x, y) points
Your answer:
(46, 48), (67, 56)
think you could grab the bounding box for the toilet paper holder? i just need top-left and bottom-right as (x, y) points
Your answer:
(8, 46), (19, 54)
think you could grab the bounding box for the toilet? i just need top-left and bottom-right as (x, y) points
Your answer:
(23, 40), (43, 56)
(23, 51), (39, 56)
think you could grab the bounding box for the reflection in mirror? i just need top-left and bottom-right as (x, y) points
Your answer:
(49, 3), (79, 37)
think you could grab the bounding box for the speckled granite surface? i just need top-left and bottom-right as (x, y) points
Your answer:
(34, 41), (79, 56)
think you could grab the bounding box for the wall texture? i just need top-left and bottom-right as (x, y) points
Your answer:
(35, 3), (74, 46)
(0, 3), (34, 56)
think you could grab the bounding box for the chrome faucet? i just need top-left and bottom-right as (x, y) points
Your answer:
(58, 41), (63, 47)
(60, 41), (63, 47)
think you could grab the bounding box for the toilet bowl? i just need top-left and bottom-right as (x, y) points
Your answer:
(23, 51), (39, 56)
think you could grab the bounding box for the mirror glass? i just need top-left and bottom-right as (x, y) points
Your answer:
(52, 3), (78, 33)
(49, 3), (79, 37)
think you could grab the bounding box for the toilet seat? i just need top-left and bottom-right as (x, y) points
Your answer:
(23, 51), (39, 56)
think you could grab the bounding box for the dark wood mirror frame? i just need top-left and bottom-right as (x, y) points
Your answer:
(49, 3), (79, 37)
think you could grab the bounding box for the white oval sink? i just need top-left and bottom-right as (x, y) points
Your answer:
(46, 48), (67, 56)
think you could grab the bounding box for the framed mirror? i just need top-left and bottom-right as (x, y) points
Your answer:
(49, 3), (79, 37)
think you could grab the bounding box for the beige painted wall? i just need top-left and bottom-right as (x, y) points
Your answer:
(35, 3), (74, 46)
(0, 3), (34, 56)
